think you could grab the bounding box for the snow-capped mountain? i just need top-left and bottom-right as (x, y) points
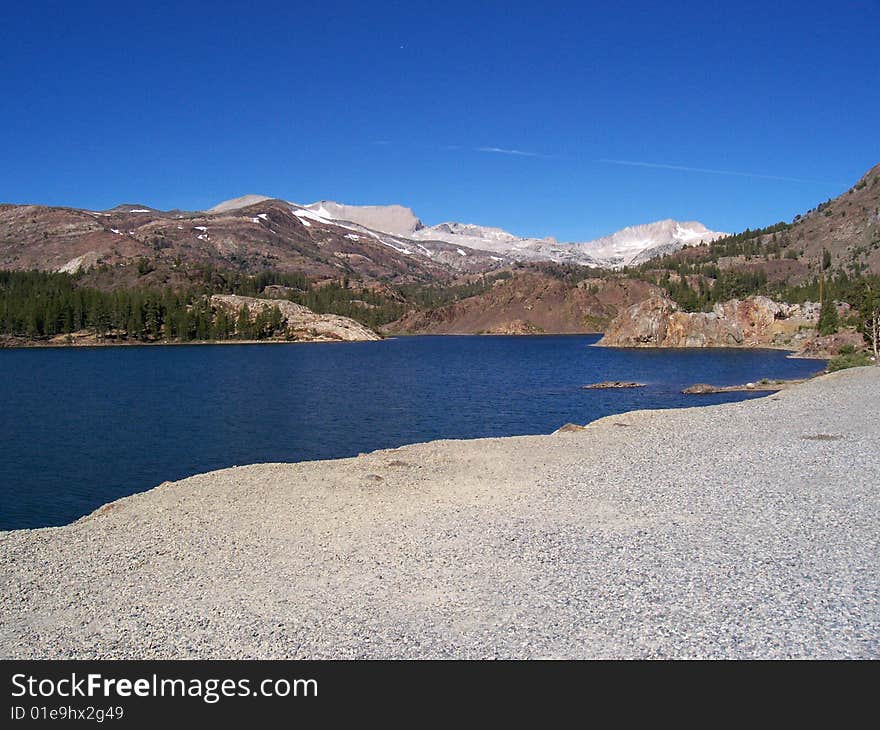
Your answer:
(299, 202), (726, 268)
(407, 217), (727, 267)
(204, 196), (727, 269)
(409, 222), (577, 263)
(574, 219), (727, 267)
(290, 203), (503, 269)
(301, 202), (596, 265)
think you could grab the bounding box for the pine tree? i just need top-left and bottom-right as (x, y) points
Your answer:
(253, 309), (269, 339)
(144, 298), (160, 339)
(856, 278), (880, 359)
(212, 310), (230, 340)
(269, 305), (283, 336)
(236, 305), (251, 339)
(817, 297), (839, 336)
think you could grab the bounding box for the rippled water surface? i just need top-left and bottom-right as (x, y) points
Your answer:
(0, 335), (824, 529)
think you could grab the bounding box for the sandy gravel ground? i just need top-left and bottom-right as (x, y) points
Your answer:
(2, 367), (878, 659)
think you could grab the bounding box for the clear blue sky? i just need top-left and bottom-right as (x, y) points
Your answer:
(1, 1), (878, 240)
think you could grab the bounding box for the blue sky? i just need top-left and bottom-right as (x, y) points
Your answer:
(1, 0), (878, 240)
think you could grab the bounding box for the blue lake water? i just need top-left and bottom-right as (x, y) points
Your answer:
(0, 335), (824, 530)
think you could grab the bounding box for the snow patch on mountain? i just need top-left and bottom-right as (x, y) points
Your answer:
(206, 195), (727, 268)
(411, 217), (726, 268)
(575, 219), (728, 267)
(292, 208), (331, 225)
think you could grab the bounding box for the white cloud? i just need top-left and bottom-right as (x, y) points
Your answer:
(599, 158), (820, 184)
(478, 146), (539, 157)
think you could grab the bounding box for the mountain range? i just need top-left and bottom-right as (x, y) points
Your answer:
(1, 162), (877, 306)
(0, 193), (727, 288)
(290, 198), (726, 269)
(306, 202), (726, 268)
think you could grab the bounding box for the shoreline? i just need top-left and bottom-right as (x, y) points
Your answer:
(4, 361), (830, 535)
(681, 376), (814, 395)
(0, 331), (831, 360)
(588, 339), (831, 360)
(2, 366), (877, 658)
(1, 331), (603, 349)
(0, 336), (385, 350)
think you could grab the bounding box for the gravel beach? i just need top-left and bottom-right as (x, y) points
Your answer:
(2, 366), (878, 659)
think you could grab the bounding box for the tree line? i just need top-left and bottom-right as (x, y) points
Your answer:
(0, 270), (395, 342)
(3, 265), (879, 352)
(1, 271), (225, 341)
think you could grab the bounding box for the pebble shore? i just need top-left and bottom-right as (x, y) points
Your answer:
(2, 367), (878, 659)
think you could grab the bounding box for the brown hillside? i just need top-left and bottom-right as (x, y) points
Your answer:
(786, 162), (880, 274)
(385, 272), (662, 334)
(654, 162), (880, 282)
(0, 200), (454, 287)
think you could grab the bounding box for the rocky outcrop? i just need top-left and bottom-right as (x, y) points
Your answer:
(597, 295), (740, 347)
(793, 329), (866, 359)
(597, 294), (834, 350)
(210, 294), (380, 342)
(482, 319), (545, 335)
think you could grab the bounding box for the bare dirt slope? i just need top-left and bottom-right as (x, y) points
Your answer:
(788, 162), (880, 274)
(386, 272), (661, 334)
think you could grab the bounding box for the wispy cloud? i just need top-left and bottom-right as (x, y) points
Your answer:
(598, 158), (822, 184)
(372, 141), (541, 157)
(478, 146), (539, 157)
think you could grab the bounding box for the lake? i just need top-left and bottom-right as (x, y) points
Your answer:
(0, 335), (824, 529)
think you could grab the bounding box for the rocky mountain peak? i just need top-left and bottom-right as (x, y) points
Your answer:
(302, 201), (423, 237)
(207, 194), (273, 213)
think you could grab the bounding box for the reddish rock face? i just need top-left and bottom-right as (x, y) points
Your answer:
(713, 296), (781, 333)
(796, 329), (867, 359)
(599, 295), (679, 346)
(597, 294), (864, 354)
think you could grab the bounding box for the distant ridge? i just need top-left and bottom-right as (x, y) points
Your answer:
(299, 201), (727, 268)
(207, 194), (272, 213)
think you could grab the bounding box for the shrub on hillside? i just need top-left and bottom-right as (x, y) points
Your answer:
(827, 351), (873, 372)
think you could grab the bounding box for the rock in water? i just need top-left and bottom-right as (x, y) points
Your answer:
(682, 383), (721, 394)
(554, 423), (586, 433)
